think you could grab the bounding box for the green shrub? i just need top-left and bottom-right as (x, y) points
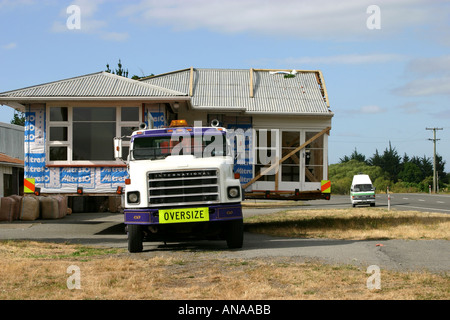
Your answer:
(329, 160), (390, 195)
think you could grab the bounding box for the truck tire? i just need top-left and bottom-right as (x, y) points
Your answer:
(128, 224), (143, 253)
(226, 218), (244, 249)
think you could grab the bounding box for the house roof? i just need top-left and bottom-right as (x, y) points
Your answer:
(0, 153), (24, 167)
(0, 71), (187, 99)
(141, 68), (332, 115)
(0, 68), (332, 116)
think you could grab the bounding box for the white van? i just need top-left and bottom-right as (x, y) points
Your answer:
(350, 174), (375, 207)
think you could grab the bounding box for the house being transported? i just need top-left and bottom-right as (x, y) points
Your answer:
(0, 68), (333, 211)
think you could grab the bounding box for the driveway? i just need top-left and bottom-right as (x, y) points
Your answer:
(0, 210), (449, 273)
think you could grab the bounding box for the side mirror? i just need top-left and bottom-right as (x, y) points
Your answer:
(114, 137), (123, 160)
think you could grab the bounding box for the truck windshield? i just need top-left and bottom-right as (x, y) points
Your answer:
(132, 134), (228, 160)
(354, 184), (374, 192)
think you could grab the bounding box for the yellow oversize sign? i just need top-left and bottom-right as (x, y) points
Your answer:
(159, 207), (209, 224)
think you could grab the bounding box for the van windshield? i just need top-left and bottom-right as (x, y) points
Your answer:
(354, 184), (374, 192)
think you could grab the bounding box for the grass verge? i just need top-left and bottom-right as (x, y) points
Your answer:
(0, 240), (448, 300)
(0, 208), (448, 300)
(244, 207), (450, 240)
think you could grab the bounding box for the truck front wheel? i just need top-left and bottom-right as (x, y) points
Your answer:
(128, 224), (143, 253)
(226, 219), (244, 249)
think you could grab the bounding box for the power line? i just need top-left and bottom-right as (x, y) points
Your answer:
(426, 127), (443, 193)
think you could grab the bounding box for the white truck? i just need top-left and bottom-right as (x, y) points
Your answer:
(350, 174), (375, 207)
(115, 120), (244, 252)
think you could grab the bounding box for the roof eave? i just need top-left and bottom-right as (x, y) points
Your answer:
(245, 111), (334, 117)
(190, 105), (247, 112)
(0, 96), (190, 102)
(0, 161), (24, 167)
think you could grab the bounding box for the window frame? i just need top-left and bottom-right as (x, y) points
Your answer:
(253, 128), (280, 182)
(304, 131), (324, 183)
(47, 106), (71, 165)
(46, 105), (140, 165)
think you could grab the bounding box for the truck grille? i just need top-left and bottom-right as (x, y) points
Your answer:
(148, 169), (219, 206)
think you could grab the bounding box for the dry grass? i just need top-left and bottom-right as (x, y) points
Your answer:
(245, 207), (450, 240)
(0, 240), (448, 300)
(0, 208), (448, 300)
(242, 201), (306, 208)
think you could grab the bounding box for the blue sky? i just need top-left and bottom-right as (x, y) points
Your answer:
(1, 0), (449, 166)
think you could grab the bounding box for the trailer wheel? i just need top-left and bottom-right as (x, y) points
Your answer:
(128, 224), (143, 253)
(226, 218), (244, 249)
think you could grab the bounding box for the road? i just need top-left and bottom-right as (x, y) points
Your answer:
(0, 193), (449, 273)
(243, 193), (450, 216)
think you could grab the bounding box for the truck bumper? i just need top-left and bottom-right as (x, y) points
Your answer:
(124, 203), (242, 225)
(352, 200), (375, 205)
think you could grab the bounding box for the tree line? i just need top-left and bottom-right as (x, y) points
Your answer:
(330, 143), (449, 194)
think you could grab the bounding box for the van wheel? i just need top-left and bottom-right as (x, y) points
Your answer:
(128, 224), (143, 253)
(226, 219), (243, 249)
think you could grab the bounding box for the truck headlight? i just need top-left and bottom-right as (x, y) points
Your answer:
(227, 186), (240, 199)
(127, 191), (140, 204)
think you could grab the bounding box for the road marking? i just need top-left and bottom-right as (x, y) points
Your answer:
(395, 205), (450, 213)
(437, 201), (445, 204)
(418, 199), (425, 202)
(403, 197), (409, 200)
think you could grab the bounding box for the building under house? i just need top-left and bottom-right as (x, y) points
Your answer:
(0, 122), (24, 197)
(0, 68), (333, 210)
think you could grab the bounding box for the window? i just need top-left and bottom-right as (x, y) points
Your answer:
(119, 107), (140, 158)
(3, 174), (13, 197)
(48, 107), (69, 161)
(254, 129), (279, 182)
(73, 107), (116, 160)
(281, 131), (300, 182)
(47, 106), (140, 163)
(304, 132), (324, 182)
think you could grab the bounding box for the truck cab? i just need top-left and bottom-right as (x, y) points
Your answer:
(115, 120), (244, 252)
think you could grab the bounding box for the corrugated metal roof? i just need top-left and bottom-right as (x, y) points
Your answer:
(0, 71), (187, 98)
(140, 69), (192, 94)
(142, 68), (331, 114)
(0, 68), (332, 115)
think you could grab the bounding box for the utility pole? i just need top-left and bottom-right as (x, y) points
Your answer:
(426, 127), (443, 193)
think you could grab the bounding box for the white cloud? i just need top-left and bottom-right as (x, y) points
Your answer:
(50, 0), (128, 42)
(406, 55), (450, 76)
(430, 109), (450, 119)
(101, 32), (129, 42)
(397, 101), (423, 114)
(0, 0), (36, 10)
(337, 105), (386, 118)
(2, 42), (17, 50)
(395, 55), (450, 96)
(359, 105), (386, 114)
(277, 54), (405, 66)
(120, 0), (448, 41)
(396, 77), (450, 96)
